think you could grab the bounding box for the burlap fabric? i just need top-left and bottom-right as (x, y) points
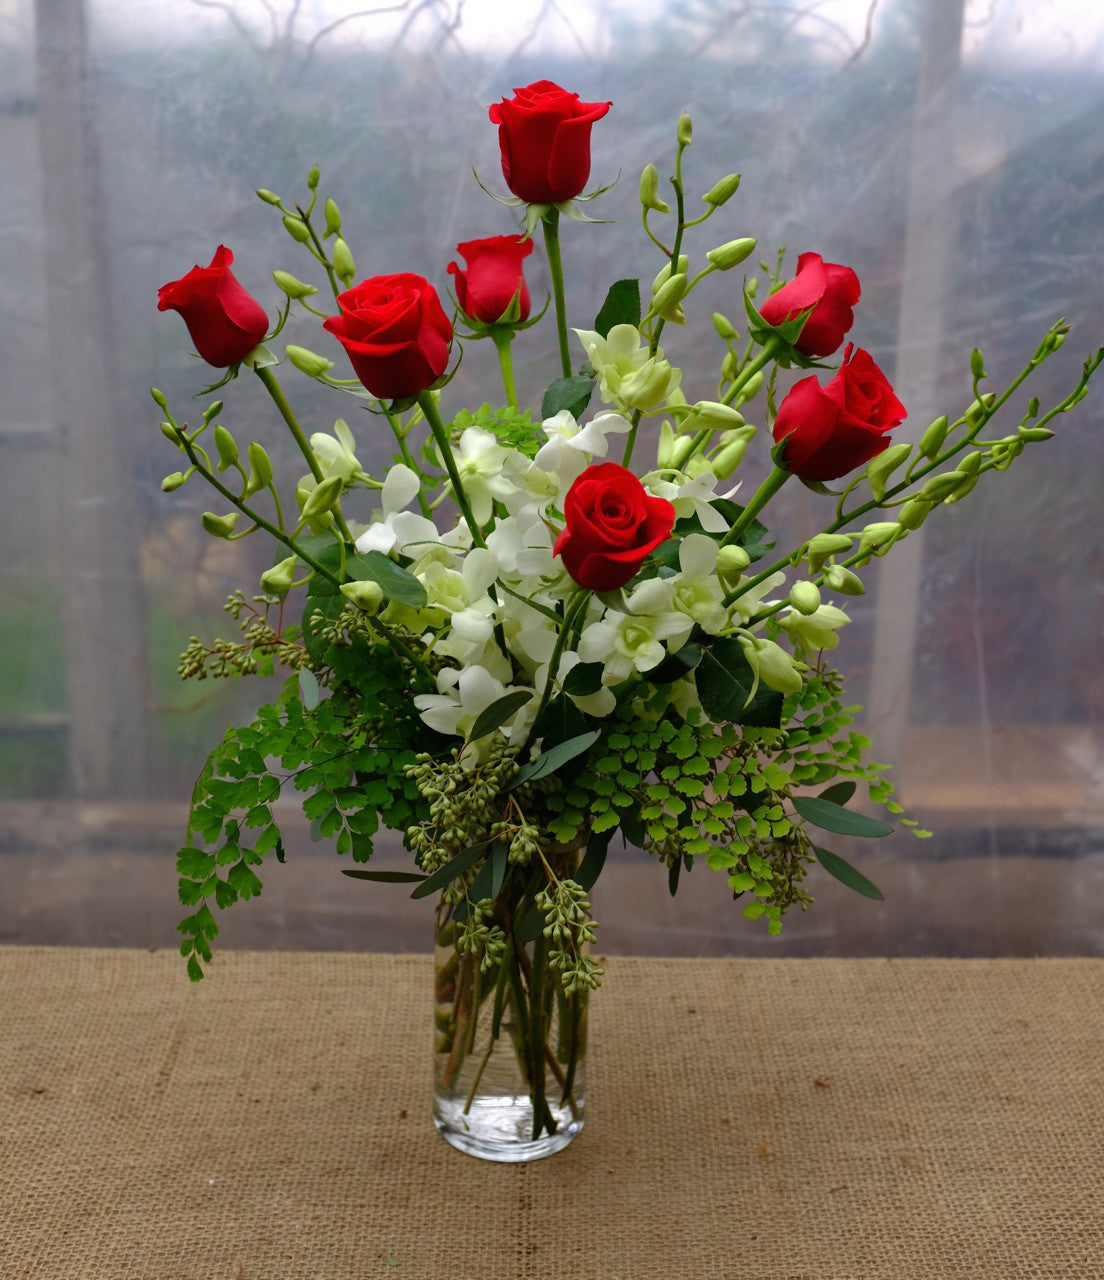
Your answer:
(3, 947), (1101, 1278)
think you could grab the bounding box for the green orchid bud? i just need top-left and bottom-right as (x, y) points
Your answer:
(639, 164), (670, 213)
(865, 441), (912, 502)
(702, 173), (741, 207)
(286, 345), (335, 377)
(706, 237), (757, 271)
(716, 544), (751, 585)
(918, 415), (950, 458)
(709, 425), (757, 479)
(340, 579), (384, 613)
(720, 351), (739, 384)
(739, 635), (804, 695)
(897, 498), (933, 530)
(964, 393), (996, 425)
(332, 238), (356, 285)
(619, 358), (679, 411)
(203, 400), (224, 423)
(652, 256), (689, 294)
(650, 272), (688, 321)
(273, 270), (319, 300)
(687, 401), (746, 432)
(858, 522), (901, 555)
(788, 580), (822, 615)
(201, 511), (239, 539)
(242, 442), (274, 497)
(824, 565), (865, 595)
(259, 555), (298, 599)
(712, 312), (738, 341)
(282, 214), (312, 244)
(300, 474), (343, 520)
(969, 348), (986, 380)
(1019, 426), (1055, 442)
(213, 425), (238, 472)
(918, 470), (968, 502)
(944, 472), (980, 504)
(255, 188), (282, 206)
(656, 420), (679, 468)
(805, 533), (853, 573)
(306, 165), (321, 190)
(150, 387), (170, 412)
(323, 197), (342, 237)
(677, 114), (693, 145)
(737, 369), (764, 402)
(161, 471), (188, 492)
(160, 420), (182, 445)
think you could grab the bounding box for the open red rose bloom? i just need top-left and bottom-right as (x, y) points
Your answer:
(772, 344), (906, 482)
(322, 273), (453, 400)
(489, 80), (612, 205)
(554, 462), (676, 592)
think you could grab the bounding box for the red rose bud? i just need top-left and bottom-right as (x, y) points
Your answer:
(489, 80), (611, 205)
(447, 235), (533, 325)
(322, 273), (453, 401)
(553, 462), (675, 593)
(157, 245), (268, 368)
(772, 345), (906, 483)
(758, 252), (860, 358)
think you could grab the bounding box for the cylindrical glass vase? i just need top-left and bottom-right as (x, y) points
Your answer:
(432, 855), (588, 1162)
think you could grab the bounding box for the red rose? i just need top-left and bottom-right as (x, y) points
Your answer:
(554, 463), (675, 592)
(156, 245), (268, 368)
(322, 273), (453, 400)
(757, 252), (860, 358)
(448, 235), (533, 325)
(772, 345), (906, 482)
(488, 80), (611, 205)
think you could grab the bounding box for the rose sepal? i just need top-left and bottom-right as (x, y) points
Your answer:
(742, 289), (827, 371)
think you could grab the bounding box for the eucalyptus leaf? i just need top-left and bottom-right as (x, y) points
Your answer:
(813, 846), (885, 900)
(793, 795), (893, 838)
(511, 730), (601, 787)
(575, 832), (610, 891)
(298, 666), (321, 711)
(467, 690), (532, 742)
(818, 780), (857, 807)
(341, 869), (427, 883)
(409, 840), (491, 899)
(562, 662), (605, 696)
(349, 549), (427, 608)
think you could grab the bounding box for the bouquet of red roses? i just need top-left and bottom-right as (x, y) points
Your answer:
(154, 80), (1101, 1160)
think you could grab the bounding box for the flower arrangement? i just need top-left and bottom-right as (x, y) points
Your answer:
(154, 80), (1101, 1159)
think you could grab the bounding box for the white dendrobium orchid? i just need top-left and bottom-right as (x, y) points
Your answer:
(669, 533), (729, 634)
(304, 418), (366, 486)
(355, 463), (441, 557)
(452, 426), (513, 524)
(577, 584), (689, 682)
(414, 665), (535, 745)
(573, 324), (681, 411)
(647, 467), (740, 534)
(779, 601), (851, 653)
(738, 634), (805, 695)
(533, 409), (632, 482)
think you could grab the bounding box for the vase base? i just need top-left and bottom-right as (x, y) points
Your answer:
(433, 1093), (584, 1162)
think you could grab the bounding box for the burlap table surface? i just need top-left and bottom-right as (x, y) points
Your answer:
(2, 948), (1102, 1279)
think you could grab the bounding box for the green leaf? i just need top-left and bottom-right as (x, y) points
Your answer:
(813, 846), (885, 900)
(529, 694), (587, 750)
(562, 662), (605, 696)
(348, 550), (427, 608)
(456, 842), (508, 917)
(647, 641), (702, 686)
(341, 869), (427, 883)
(511, 730), (601, 788)
(818, 780), (857, 806)
(409, 841), (491, 899)
(576, 832), (610, 890)
(793, 795), (893, 838)
(541, 376), (595, 421)
(594, 278), (641, 337)
(695, 638), (783, 728)
(298, 666), (321, 711)
(467, 690), (532, 743)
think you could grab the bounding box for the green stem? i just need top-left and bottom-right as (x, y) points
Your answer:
(541, 209), (572, 379)
(720, 465), (791, 548)
(417, 392), (486, 548)
(524, 590), (591, 743)
(253, 365), (355, 545)
(490, 327), (520, 411)
(721, 339), (778, 407)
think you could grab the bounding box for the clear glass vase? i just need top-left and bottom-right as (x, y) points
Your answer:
(432, 850), (588, 1162)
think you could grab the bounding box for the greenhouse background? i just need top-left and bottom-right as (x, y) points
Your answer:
(1, 0), (1102, 956)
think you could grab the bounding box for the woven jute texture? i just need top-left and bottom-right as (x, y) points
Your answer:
(2, 948), (1102, 1279)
